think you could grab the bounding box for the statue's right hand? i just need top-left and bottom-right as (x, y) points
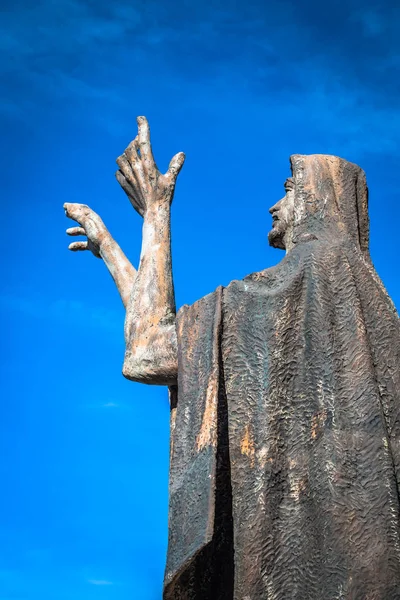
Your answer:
(64, 203), (107, 258)
(115, 116), (185, 218)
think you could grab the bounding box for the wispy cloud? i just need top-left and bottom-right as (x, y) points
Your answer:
(88, 579), (113, 585)
(78, 400), (134, 411)
(1, 0), (399, 155)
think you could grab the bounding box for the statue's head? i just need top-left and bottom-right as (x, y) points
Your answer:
(268, 177), (296, 250)
(268, 154), (370, 255)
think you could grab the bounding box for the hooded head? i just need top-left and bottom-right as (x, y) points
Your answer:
(268, 154), (370, 256)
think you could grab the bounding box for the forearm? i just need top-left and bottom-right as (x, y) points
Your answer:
(100, 232), (137, 308)
(137, 203), (175, 322)
(123, 203), (178, 385)
(65, 202), (137, 308)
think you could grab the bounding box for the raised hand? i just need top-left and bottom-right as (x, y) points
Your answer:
(64, 203), (108, 258)
(115, 116), (185, 217)
(64, 202), (137, 306)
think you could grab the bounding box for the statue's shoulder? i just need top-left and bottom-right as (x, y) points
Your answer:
(241, 255), (291, 286)
(226, 246), (311, 297)
(177, 287), (223, 316)
(224, 268), (278, 295)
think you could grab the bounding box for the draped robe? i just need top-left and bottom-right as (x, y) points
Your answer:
(164, 155), (400, 599)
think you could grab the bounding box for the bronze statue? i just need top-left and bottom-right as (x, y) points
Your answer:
(64, 117), (400, 599)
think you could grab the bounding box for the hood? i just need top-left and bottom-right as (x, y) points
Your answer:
(289, 154), (370, 256)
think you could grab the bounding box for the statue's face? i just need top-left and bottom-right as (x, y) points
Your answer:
(268, 178), (295, 250)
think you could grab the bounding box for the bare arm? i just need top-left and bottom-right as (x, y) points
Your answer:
(64, 204), (137, 307)
(64, 117), (183, 385)
(116, 116), (184, 386)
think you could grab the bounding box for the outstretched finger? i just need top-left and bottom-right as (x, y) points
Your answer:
(166, 152), (185, 180)
(68, 241), (88, 252)
(137, 116), (155, 167)
(125, 136), (140, 164)
(66, 227), (86, 236)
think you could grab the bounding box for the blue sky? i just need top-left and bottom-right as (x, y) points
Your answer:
(1, 0), (399, 598)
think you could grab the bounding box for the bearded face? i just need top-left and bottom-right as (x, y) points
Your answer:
(268, 178), (295, 250)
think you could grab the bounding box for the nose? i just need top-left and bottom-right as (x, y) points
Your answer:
(269, 200), (281, 215)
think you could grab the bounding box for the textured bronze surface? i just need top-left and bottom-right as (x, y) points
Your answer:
(65, 120), (400, 599)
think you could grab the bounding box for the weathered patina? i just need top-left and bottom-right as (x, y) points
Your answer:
(65, 118), (400, 599)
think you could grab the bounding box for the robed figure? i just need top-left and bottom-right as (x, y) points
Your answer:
(64, 118), (400, 599)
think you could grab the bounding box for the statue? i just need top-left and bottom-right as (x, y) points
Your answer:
(64, 117), (400, 599)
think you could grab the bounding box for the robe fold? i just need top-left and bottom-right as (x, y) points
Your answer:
(164, 155), (400, 600)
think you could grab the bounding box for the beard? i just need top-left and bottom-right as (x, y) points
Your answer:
(268, 222), (286, 250)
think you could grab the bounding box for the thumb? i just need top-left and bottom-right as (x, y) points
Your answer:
(166, 152), (185, 180)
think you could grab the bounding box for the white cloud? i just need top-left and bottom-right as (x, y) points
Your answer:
(88, 579), (113, 585)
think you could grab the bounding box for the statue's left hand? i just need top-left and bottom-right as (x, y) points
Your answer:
(64, 203), (108, 258)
